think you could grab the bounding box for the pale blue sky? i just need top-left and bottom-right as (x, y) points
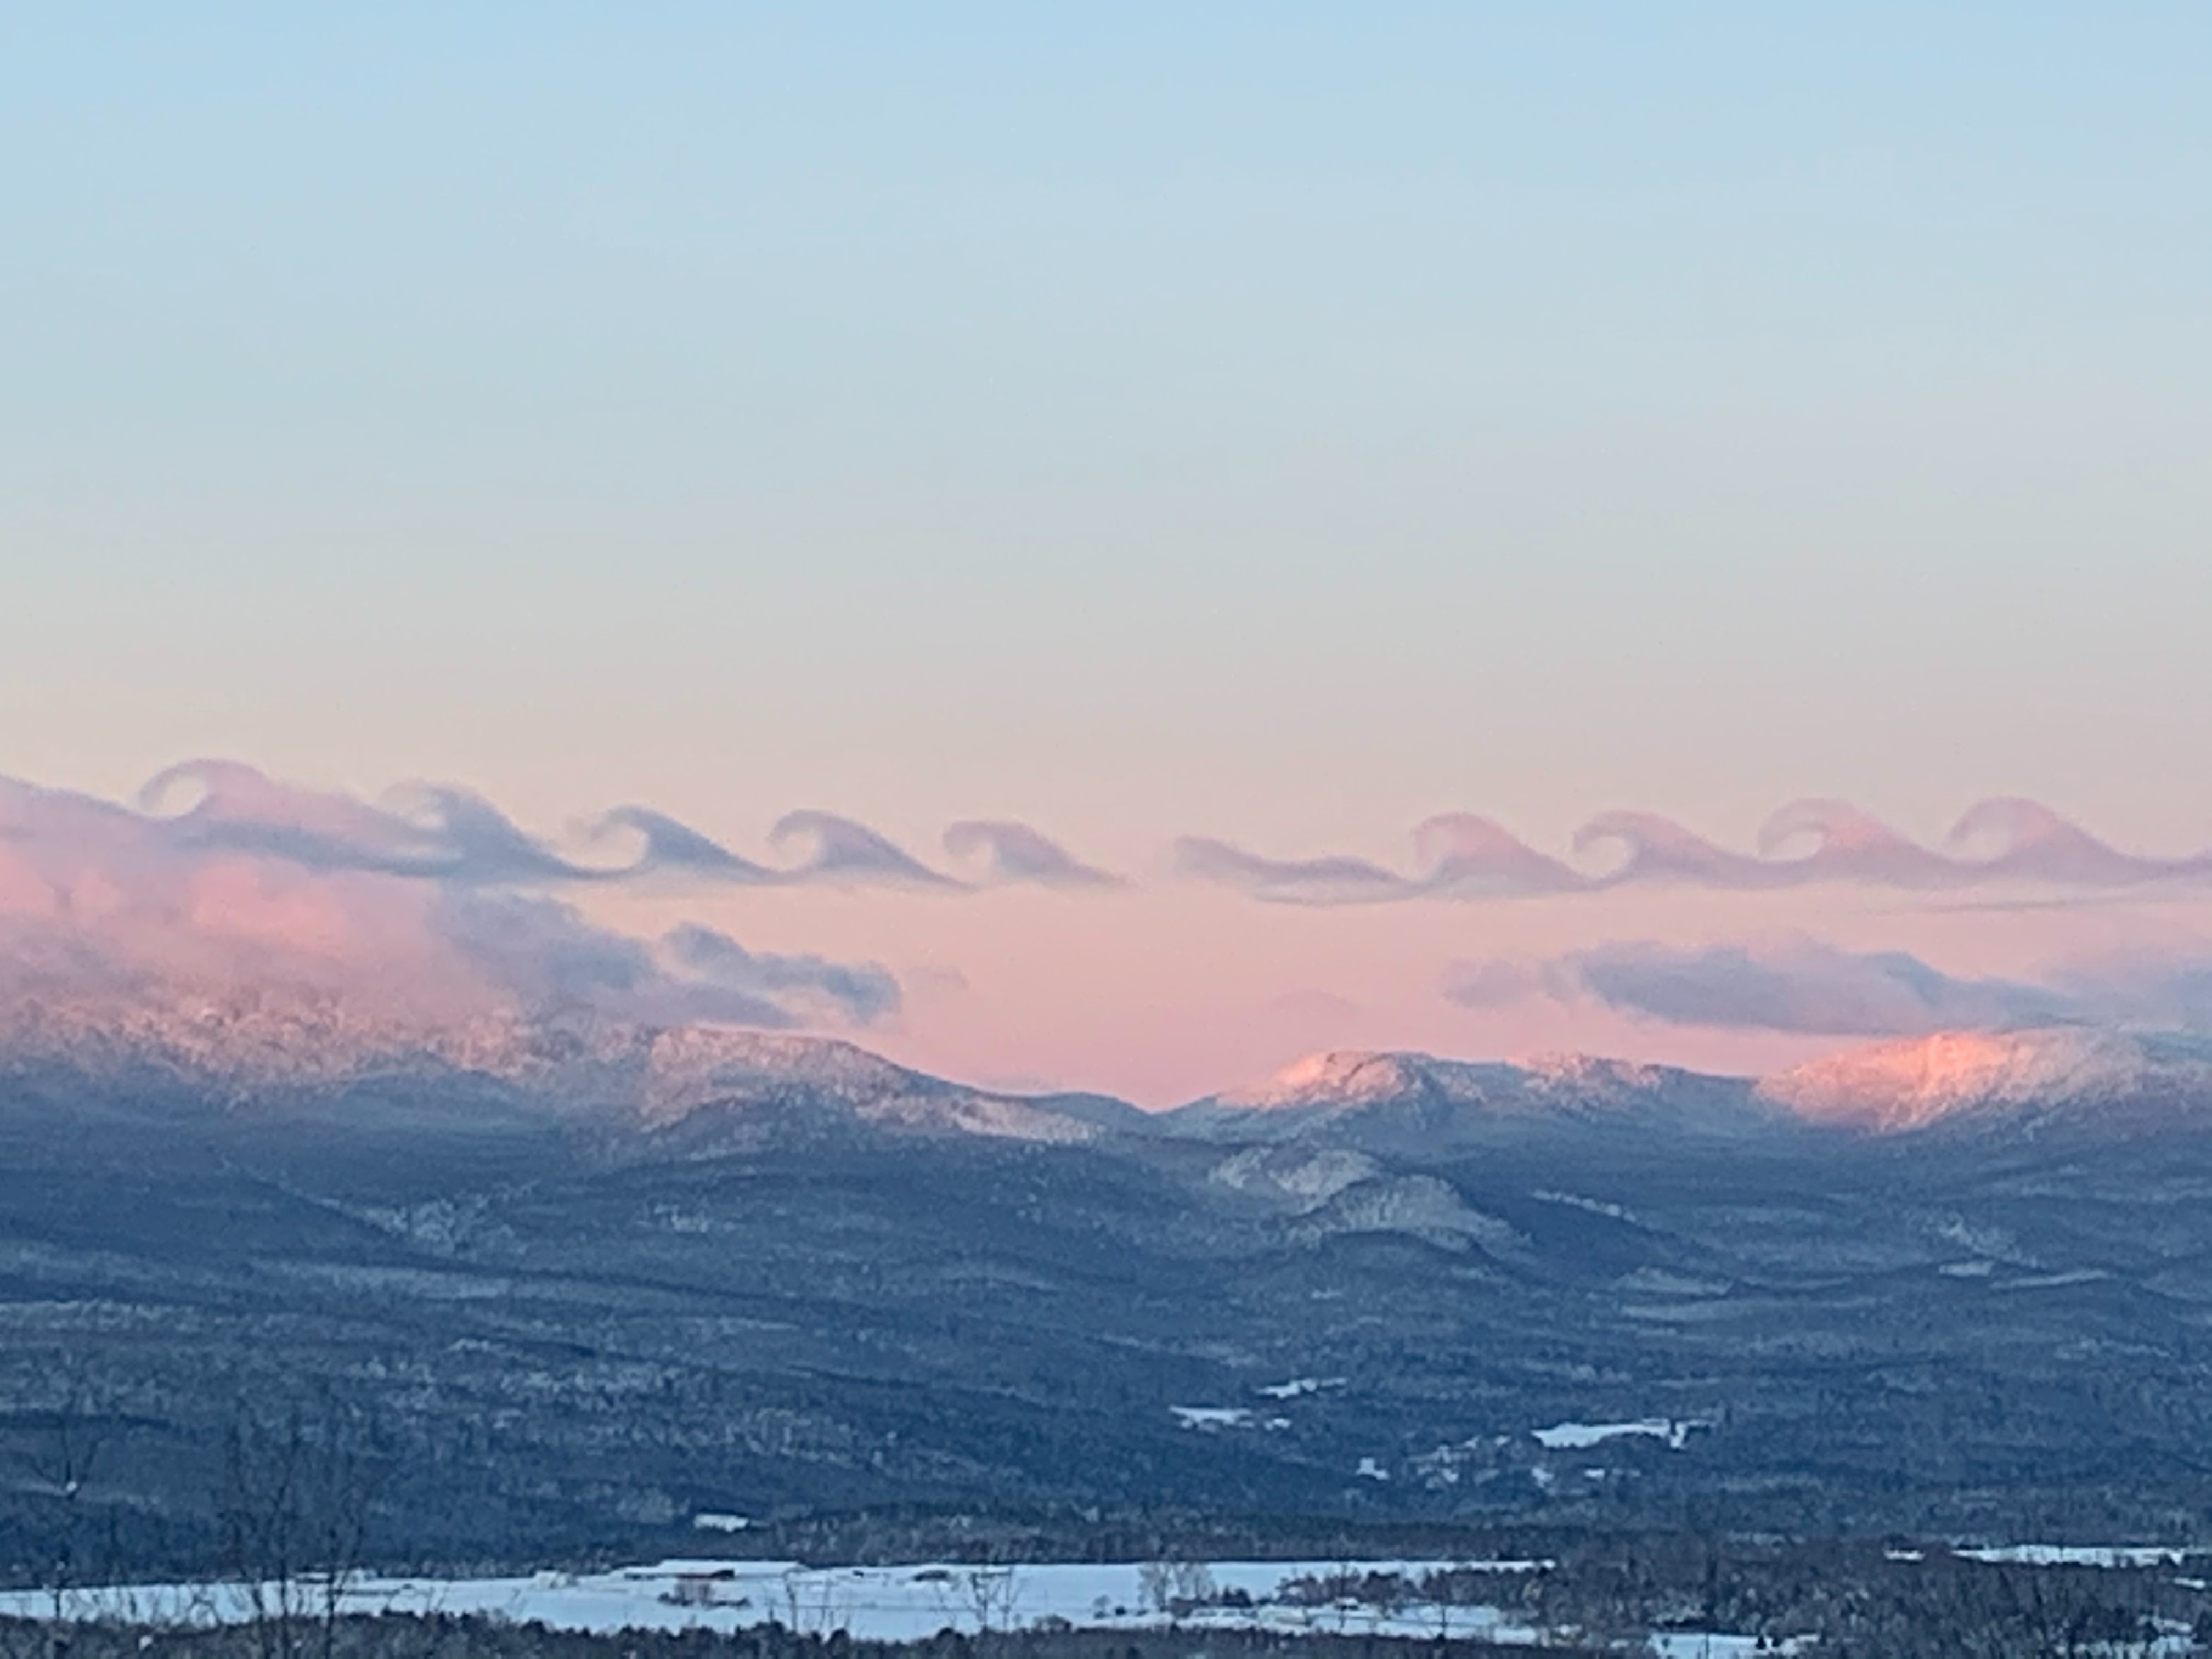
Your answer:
(5, 4), (2209, 855)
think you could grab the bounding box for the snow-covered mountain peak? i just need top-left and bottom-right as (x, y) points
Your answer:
(1212, 1047), (1710, 1115)
(1215, 1050), (1432, 1109)
(1178, 1044), (1782, 1153)
(1757, 1026), (2212, 1130)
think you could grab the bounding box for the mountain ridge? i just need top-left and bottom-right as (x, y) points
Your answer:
(10, 1008), (2212, 1557)
(8, 995), (2212, 1144)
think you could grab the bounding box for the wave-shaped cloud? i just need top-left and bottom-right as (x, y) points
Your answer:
(768, 811), (964, 889)
(144, 760), (628, 883)
(588, 806), (780, 882)
(120, 759), (1124, 893)
(1184, 799), (2212, 904)
(0, 757), (1132, 1048)
(1445, 936), (2212, 1037)
(0, 768), (902, 1036)
(942, 821), (1126, 889)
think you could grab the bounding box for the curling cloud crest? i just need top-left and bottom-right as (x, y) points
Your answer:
(129, 760), (1123, 893)
(1183, 798), (2212, 904)
(769, 811), (963, 889)
(942, 821), (1126, 889)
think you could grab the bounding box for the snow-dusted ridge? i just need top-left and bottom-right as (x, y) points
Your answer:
(1756, 1026), (2212, 1131)
(1208, 1047), (1686, 1111)
(9, 994), (2212, 1141)
(1187, 1028), (2212, 1138)
(0, 995), (1123, 1143)
(1169, 1045), (1787, 1148)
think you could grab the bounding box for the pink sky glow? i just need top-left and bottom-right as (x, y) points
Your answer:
(7, 763), (2211, 1105)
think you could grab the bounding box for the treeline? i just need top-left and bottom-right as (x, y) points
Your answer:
(0, 1618), (1612, 1659)
(1277, 1539), (2212, 1657)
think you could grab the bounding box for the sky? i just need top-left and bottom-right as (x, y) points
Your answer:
(4, 5), (2211, 1102)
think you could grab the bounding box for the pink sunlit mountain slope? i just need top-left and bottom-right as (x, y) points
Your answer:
(1754, 1026), (2212, 1131)
(6, 981), (2212, 1147)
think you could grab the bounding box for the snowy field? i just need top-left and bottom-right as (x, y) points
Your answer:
(2, 1546), (2192, 1654)
(0, 1559), (1551, 1644)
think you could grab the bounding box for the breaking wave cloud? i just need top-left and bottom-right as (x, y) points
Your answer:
(1177, 798), (2212, 904)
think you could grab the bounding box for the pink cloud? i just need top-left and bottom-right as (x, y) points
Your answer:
(0, 767), (901, 1047)
(1180, 798), (2212, 904)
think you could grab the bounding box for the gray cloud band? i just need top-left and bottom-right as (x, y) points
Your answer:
(1445, 937), (2212, 1039)
(48, 764), (2212, 908)
(442, 895), (901, 1028)
(134, 761), (1122, 892)
(1180, 798), (2212, 904)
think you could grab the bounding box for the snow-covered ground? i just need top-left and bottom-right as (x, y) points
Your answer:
(0, 1559), (1551, 1644)
(7, 1545), (2189, 1651)
(1166, 1405), (1289, 1431)
(1955, 1544), (2187, 1568)
(1531, 1418), (1705, 1451)
(1255, 1376), (1347, 1400)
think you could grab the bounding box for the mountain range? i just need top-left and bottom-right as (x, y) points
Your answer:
(5, 1011), (2212, 1569)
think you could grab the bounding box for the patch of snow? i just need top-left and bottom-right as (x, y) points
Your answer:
(1209, 1148), (1381, 1204)
(1256, 1375), (1346, 1400)
(1355, 1457), (1390, 1481)
(692, 1514), (751, 1533)
(1170, 1406), (1252, 1429)
(1532, 1189), (1637, 1222)
(1651, 1635), (1813, 1658)
(1957, 1544), (2186, 1568)
(1533, 1418), (1706, 1451)
(1939, 1260), (1996, 1278)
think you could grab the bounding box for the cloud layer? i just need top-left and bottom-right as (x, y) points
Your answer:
(1447, 936), (2212, 1038)
(18, 759), (2212, 1082)
(112, 766), (2212, 907)
(942, 821), (1126, 889)
(0, 759), (1151, 1062)
(1181, 799), (2212, 904)
(0, 767), (903, 1038)
(138, 760), (1124, 893)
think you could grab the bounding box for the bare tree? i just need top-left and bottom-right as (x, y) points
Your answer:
(1430, 1565), (1462, 1641)
(215, 1397), (390, 1659)
(958, 1565), (1022, 1637)
(1135, 1560), (1175, 1618)
(776, 1568), (850, 1637)
(1133, 1558), (1214, 1626)
(17, 1356), (121, 1639)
